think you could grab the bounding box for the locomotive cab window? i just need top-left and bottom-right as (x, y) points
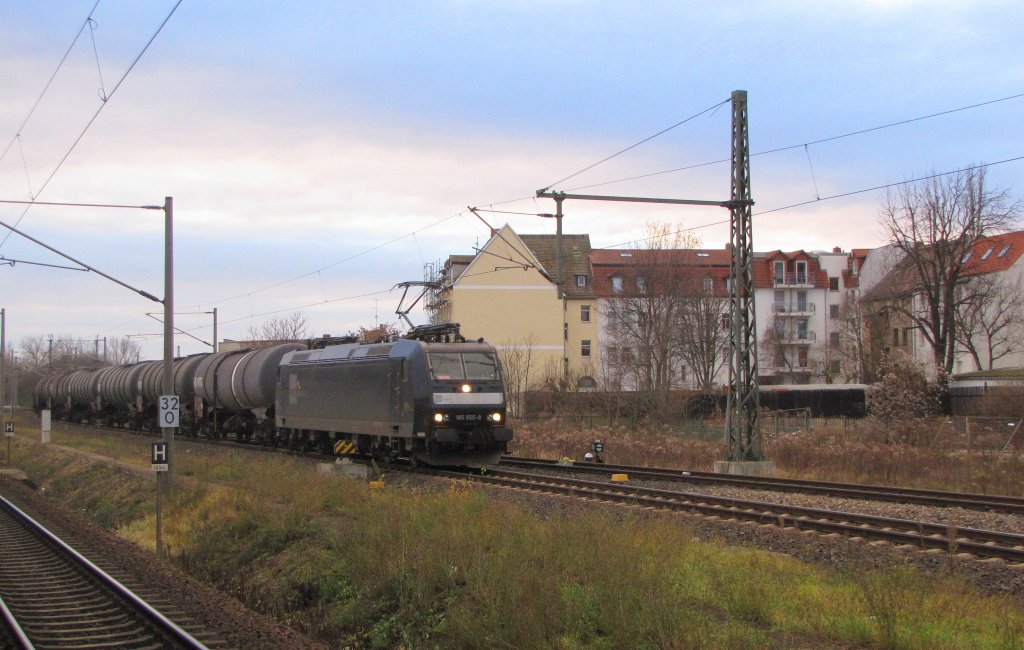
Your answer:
(428, 352), (499, 380)
(463, 352), (498, 380)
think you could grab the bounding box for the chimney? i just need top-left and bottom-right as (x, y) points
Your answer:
(832, 246), (842, 253)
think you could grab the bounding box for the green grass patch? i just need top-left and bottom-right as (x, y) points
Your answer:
(10, 430), (1024, 649)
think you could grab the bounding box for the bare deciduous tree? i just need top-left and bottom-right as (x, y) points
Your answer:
(106, 336), (142, 365)
(602, 224), (693, 399)
(498, 335), (536, 418)
(677, 270), (730, 390)
(834, 293), (876, 382)
(247, 312), (309, 342)
(955, 273), (1024, 370)
(879, 166), (1020, 373)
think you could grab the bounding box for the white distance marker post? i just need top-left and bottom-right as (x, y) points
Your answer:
(41, 410), (51, 444)
(159, 395), (180, 429)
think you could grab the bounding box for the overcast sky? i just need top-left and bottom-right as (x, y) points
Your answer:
(1, 1), (1022, 360)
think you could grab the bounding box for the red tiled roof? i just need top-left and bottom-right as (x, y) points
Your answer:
(961, 231), (1024, 277)
(589, 248), (731, 298)
(754, 251), (830, 289)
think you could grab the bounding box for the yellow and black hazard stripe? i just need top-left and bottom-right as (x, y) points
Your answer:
(334, 440), (357, 456)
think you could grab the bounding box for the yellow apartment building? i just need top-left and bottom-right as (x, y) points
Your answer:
(429, 225), (599, 388)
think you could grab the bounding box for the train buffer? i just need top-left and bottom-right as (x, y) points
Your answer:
(334, 440), (356, 456)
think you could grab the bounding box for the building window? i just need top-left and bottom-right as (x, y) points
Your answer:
(580, 305), (591, 323)
(829, 276), (839, 291)
(564, 323), (568, 341)
(611, 276), (623, 293)
(829, 360), (841, 376)
(795, 261), (807, 283)
(830, 332), (840, 349)
(999, 244), (1012, 257)
(703, 277), (714, 294)
(903, 328), (910, 346)
(773, 261), (784, 283)
(576, 274), (587, 287)
(829, 304), (840, 319)
(636, 277), (647, 293)
(981, 246), (994, 260)
(680, 365), (687, 381)
(961, 251), (973, 263)
(581, 340), (591, 357)
(893, 328), (900, 346)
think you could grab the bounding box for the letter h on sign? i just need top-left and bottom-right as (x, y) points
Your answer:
(151, 442), (169, 471)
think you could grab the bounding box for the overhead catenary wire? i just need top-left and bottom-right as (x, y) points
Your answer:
(538, 97), (731, 192)
(0, 0), (184, 250)
(594, 155), (1024, 250)
(198, 211), (463, 308)
(557, 90), (1024, 194)
(0, 0), (102, 169)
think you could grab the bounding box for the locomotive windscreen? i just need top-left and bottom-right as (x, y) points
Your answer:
(428, 352), (499, 380)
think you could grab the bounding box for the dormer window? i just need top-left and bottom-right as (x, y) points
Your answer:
(611, 276), (623, 293)
(703, 277), (714, 294)
(637, 277), (648, 293)
(575, 274), (587, 288)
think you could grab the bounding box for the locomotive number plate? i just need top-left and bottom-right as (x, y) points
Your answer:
(453, 414), (483, 422)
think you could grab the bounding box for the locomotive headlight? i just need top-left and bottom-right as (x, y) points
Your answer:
(433, 412), (444, 423)
(461, 384), (471, 393)
(490, 412), (502, 423)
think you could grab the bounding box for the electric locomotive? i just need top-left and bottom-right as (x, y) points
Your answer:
(275, 336), (511, 467)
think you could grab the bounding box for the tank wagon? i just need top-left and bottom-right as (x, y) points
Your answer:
(33, 327), (512, 467)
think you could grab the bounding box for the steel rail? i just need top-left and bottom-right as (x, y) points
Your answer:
(444, 468), (1024, 563)
(0, 592), (34, 650)
(500, 456), (1024, 514)
(0, 495), (209, 649)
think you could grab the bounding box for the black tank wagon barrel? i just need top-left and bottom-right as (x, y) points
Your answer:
(33, 326), (512, 468)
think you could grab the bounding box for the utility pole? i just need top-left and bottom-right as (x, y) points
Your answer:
(537, 90), (772, 476)
(719, 90), (770, 472)
(1, 308), (6, 433)
(162, 197), (175, 476)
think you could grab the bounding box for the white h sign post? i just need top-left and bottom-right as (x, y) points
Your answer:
(152, 441), (168, 557)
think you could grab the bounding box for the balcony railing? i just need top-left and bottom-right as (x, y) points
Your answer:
(777, 330), (816, 344)
(772, 273), (814, 288)
(773, 362), (820, 373)
(772, 303), (816, 315)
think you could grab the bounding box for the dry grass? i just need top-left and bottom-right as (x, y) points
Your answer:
(511, 417), (1024, 496)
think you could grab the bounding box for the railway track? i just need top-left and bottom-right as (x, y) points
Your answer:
(501, 456), (1024, 514)
(0, 495), (208, 650)
(442, 467), (1024, 564)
